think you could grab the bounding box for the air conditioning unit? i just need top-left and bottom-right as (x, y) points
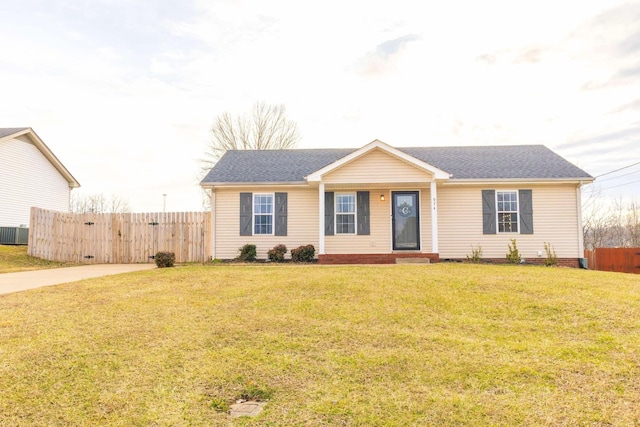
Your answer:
(0, 227), (29, 245)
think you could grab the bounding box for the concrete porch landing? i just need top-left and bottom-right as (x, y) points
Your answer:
(395, 257), (431, 264)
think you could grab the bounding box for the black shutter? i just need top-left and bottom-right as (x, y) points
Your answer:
(482, 190), (496, 234)
(324, 192), (334, 236)
(240, 192), (252, 236)
(519, 189), (533, 234)
(357, 191), (370, 235)
(274, 192), (288, 236)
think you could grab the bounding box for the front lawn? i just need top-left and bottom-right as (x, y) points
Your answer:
(0, 264), (639, 426)
(0, 245), (72, 273)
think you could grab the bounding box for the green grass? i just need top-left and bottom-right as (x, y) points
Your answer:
(0, 245), (72, 273)
(1, 264), (639, 426)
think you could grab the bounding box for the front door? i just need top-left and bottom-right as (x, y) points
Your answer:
(392, 191), (420, 250)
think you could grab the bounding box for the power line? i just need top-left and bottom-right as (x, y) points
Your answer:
(597, 168), (640, 183)
(596, 160), (640, 178)
(600, 177), (640, 191)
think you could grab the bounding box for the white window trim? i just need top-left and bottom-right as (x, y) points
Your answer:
(496, 190), (519, 234)
(335, 192), (357, 235)
(253, 193), (275, 236)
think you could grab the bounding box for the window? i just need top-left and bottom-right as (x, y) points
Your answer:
(253, 194), (273, 235)
(335, 193), (356, 234)
(497, 191), (518, 233)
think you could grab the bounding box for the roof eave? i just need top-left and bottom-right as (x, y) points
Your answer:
(200, 181), (308, 189)
(443, 177), (595, 185)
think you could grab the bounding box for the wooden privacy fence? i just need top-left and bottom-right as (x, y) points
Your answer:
(584, 248), (640, 274)
(28, 207), (211, 264)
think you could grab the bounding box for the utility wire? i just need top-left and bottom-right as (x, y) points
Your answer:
(597, 168), (640, 183)
(600, 177), (640, 191)
(595, 160), (640, 178)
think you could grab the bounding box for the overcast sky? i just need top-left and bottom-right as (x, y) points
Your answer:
(2, 0), (639, 212)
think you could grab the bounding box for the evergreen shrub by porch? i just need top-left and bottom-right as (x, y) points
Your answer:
(291, 244), (315, 263)
(268, 244), (287, 262)
(237, 244), (257, 262)
(155, 252), (175, 268)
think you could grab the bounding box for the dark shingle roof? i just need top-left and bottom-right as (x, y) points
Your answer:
(201, 145), (592, 184)
(0, 128), (29, 139)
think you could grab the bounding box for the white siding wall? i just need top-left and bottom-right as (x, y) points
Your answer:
(214, 186), (435, 258)
(438, 184), (581, 259)
(0, 136), (71, 227)
(213, 187), (319, 259)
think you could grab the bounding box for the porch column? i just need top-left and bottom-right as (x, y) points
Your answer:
(210, 189), (216, 260)
(319, 182), (325, 254)
(430, 181), (439, 254)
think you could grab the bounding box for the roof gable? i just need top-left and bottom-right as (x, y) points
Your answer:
(306, 139), (450, 182)
(0, 127), (80, 187)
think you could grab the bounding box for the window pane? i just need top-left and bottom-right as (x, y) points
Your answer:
(497, 191), (518, 233)
(336, 213), (355, 234)
(336, 194), (355, 213)
(253, 194), (273, 234)
(254, 214), (272, 234)
(254, 194), (273, 214)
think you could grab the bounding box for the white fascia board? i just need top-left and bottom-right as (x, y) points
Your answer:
(200, 181), (308, 189)
(442, 178), (595, 185)
(305, 139), (451, 182)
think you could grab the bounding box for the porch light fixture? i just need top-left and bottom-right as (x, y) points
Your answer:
(380, 194), (385, 202)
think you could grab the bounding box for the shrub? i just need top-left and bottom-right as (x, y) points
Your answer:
(155, 251), (175, 268)
(506, 239), (521, 264)
(267, 244), (287, 262)
(291, 244), (315, 262)
(544, 242), (558, 266)
(466, 245), (483, 263)
(237, 244), (257, 262)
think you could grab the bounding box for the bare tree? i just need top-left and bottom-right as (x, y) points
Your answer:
(626, 199), (640, 247)
(201, 101), (302, 172)
(199, 101), (301, 209)
(582, 184), (610, 250)
(70, 192), (131, 214)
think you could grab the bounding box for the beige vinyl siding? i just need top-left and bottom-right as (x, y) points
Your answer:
(213, 187), (319, 260)
(0, 136), (71, 227)
(325, 188), (433, 254)
(438, 184), (581, 259)
(323, 148), (433, 184)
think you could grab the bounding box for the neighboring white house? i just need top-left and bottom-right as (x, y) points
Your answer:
(0, 127), (80, 227)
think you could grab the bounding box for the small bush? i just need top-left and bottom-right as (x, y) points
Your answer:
(291, 244), (315, 263)
(466, 245), (483, 263)
(237, 244), (257, 262)
(155, 251), (175, 268)
(544, 242), (558, 266)
(267, 244), (287, 262)
(506, 239), (521, 264)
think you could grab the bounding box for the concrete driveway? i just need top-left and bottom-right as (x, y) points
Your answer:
(0, 264), (156, 295)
